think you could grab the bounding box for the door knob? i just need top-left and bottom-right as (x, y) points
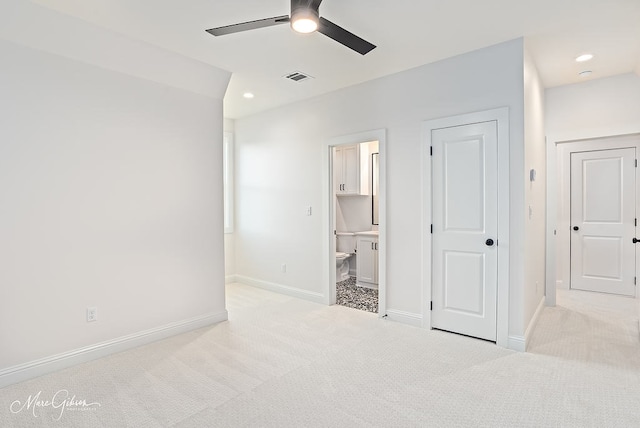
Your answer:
(485, 239), (494, 246)
(573, 226), (579, 231)
(634, 238), (639, 244)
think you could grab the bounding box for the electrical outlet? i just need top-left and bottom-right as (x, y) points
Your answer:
(87, 307), (98, 322)
(281, 264), (287, 273)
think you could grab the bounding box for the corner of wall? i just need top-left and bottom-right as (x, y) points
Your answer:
(521, 38), (547, 337)
(508, 295), (545, 352)
(224, 118), (236, 133)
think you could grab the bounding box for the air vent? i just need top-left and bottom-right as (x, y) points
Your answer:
(283, 71), (314, 83)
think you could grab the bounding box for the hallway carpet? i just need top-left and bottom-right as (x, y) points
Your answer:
(1, 284), (639, 427)
(528, 288), (640, 368)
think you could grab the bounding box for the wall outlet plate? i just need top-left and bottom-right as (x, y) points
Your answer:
(87, 307), (98, 322)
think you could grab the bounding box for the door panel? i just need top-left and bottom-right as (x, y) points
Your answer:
(333, 146), (343, 194)
(582, 237), (622, 279)
(356, 236), (376, 284)
(443, 138), (484, 231)
(432, 121), (498, 341)
(343, 145), (359, 194)
(443, 251), (485, 316)
(583, 157), (623, 223)
(570, 148), (636, 296)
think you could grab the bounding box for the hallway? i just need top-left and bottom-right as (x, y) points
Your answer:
(529, 289), (640, 368)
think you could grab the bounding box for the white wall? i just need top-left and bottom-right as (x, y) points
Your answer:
(546, 73), (640, 305)
(223, 120), (236, 280)
(234, 39), (531, 340)
(0, 3), (230, 383)
(336, 197), (371, 233)
(546, 73), (640, 141)
(521, 44), (547, 341)
(225, 233), (236, 281)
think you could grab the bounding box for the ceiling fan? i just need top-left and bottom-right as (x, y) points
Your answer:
(205, 0), (376, 55)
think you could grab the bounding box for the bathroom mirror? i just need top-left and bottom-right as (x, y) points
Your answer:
(372, 152), (379, 225)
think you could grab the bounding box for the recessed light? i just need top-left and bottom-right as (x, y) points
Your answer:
(243, 92), (254, 99)
(576, 54), (594, 63)
(578, 70), (593, 77)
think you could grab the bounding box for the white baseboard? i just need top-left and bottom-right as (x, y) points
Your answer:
(384, 309), (423, 327)
(0, 310), (228, 389)
(507, 335), (526, 352)
(225, 274), (237, 284)
(234, 275), (325, 304)
(524, 296), (546, 349)
(355, 281), (378, 290)
(508, 296), (546, 352)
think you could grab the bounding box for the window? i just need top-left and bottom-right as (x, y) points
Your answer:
(223, 132), (233, 233)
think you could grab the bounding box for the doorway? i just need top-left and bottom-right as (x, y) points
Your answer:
(552, 134), (640, 300)
(323, 129), (386, 316)
(422, 108), (509, 348)
(431, 121), (499, 341)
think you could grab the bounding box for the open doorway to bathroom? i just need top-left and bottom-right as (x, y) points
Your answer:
(331, 139), (380, 314)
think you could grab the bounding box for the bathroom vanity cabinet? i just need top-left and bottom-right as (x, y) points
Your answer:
(356, 233), (378, 288)
(335, 144), (368, 195)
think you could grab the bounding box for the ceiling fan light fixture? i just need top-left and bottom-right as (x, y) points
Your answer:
(291, 8), (319, 33)
(206, 0), (376, 55)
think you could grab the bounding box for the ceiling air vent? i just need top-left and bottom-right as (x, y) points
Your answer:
(283, 71), (314, 83)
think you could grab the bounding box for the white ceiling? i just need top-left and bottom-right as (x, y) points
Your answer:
(32, 0), (640, 119)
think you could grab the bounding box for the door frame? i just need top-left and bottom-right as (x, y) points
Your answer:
(550, 134), (640, 302)
(422, 107), (510, 348)
(322, 129), (387, 316)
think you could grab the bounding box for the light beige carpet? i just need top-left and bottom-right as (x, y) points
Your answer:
(1, 284), (639, 427)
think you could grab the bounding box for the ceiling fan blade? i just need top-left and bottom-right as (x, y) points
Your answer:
(206, 15), (290, 36)
(318, 17), (376, 55)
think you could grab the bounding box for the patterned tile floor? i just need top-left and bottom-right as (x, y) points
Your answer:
(336, 276), (378, 313)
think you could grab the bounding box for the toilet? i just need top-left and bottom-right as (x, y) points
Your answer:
(336, 233), (356, 282)
(336, 252), (353, 282)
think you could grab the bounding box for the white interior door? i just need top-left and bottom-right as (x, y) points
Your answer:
(570, 148), (636, 296)
(432, 121), (498, 341)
